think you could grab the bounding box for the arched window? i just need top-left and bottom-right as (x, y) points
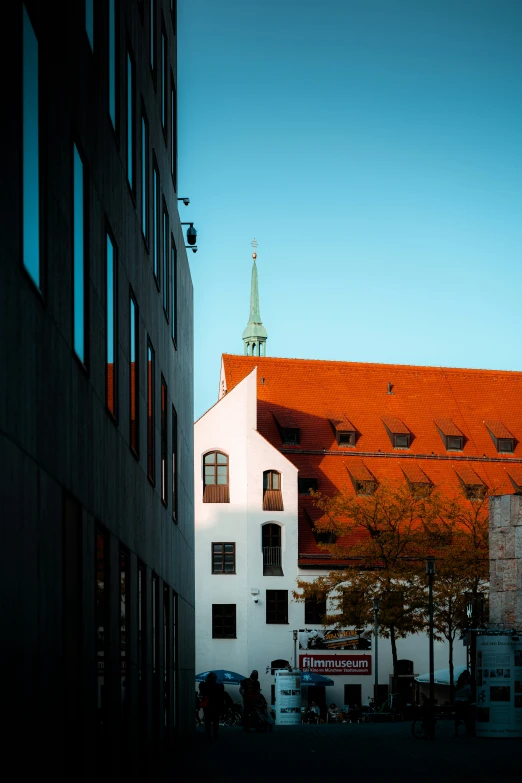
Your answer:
(262, 523), (283, 576)
(263, 470), (283, 511)
(203, 451), (229, 503)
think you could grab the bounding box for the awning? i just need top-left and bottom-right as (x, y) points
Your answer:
(415, 665), (467, 685)
(300, 672), (334, 686)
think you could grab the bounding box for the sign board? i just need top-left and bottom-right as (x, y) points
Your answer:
(475, 635), (522, 738)
(299, 654), (372, 675)
(299, 628), (371, 651)
(274, 669), (302, 726)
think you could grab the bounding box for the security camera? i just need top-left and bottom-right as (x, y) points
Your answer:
(183, 198), (190, 206)
(253, 596), (259, 604)
(191, 247), (197, 253)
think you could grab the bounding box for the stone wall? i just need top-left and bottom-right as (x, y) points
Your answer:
(489, 494), (522, 628)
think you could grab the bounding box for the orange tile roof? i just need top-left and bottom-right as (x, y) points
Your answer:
(382, 415), (410, 435)
(454, 464), (485, 487)
(401, 463), (431, 485)
(221, 354), (522, 565)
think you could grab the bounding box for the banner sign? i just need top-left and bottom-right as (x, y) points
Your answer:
(298, 628), (371, 651)
(299, 654), (372, 675)
(475, 635), (522, 738)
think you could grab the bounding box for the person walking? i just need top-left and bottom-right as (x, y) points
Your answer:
(454, 670), (474, 737)
(198, 671), (225, 740)
(239, 670), (261, 732)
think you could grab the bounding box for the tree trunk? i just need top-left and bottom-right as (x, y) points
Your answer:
(448, 631), (455, 703)
(390, 625), (398, 696)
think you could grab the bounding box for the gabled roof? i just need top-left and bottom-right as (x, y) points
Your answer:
(221, 354), (522, 565)
(382, 415), (410, 435)
(484, 419), (513, 439)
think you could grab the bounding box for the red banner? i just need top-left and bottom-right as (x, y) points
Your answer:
(299, 654), (372, 676)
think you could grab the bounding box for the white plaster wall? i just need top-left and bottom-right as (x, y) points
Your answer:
(195, 367), (300, 700)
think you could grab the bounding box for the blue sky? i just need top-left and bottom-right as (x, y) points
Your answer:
(178, 0), (522, 421)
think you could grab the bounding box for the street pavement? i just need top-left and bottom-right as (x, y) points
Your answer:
(154, 720), (522, 782)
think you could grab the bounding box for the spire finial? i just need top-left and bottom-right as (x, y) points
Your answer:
(242, 238), (267, 356)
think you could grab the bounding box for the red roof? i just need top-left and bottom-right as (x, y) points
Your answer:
(221, 355), (522, 565)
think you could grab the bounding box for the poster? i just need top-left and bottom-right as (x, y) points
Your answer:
(274, 669), (302, 725)
(475, 635), (522, 738)
(298, 628), (371, 650)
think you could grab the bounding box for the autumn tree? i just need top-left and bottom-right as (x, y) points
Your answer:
(294, 481), (449, 689)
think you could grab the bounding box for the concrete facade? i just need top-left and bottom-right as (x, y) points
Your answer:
(489, 494), (522, 629)
(195, 369), (465, 710)
(1, 2), (194, 779)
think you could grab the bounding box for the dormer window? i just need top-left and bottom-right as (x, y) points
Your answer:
(455, 465), (487, 501)
(347, 462), (377, 496)
(382, 416), (411, 450)
(329, 417), (357, 448)
(484, 420), (515, 454)
(272, 410), (300, 446)
(298, 477), (318, 495)
(506, 467), (522, 493)
(402, 463), (432, 496)
(434, 418), (465, 452)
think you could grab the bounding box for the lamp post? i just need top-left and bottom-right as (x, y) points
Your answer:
(293, 630), (298, 670)
(426, 556), (436, 737)
(373, 598), (379, 704)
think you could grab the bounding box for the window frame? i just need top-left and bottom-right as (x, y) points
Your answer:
(85, 0), (94, 50)
(161, 376), (168, 506)
(105, 224), (118, 421)
(149, 0), (156, 87)
(497, 438), (514, 454)
(170, 70), (177, 187)
(141, 106), (149, 245)
(162, 199), (169, 318)
(203, 451), (230, 503)
(393, 433), (410, 449)
(129, 290), (140, 457)
(147, 338), (155, 484)
(298, 477), (318, 495)
(72, 140), (89, 370)
(161, 16), (168, 140)
(338, 431), (356, 447)
(212, 604), (236, 639)
(266, 590), (288, 625)
(304, 596), (327, 625)
(171, 405), (178, 523)
(211, 543), (236, 575)
(22, 4), (44, 296)
(171, 233), (177, 347)
(126, 45), (136, 198)
(153, 154), (160, 286)
(108, 0), (118, 133)
(447, 435), (463, 451)
(282, 428), (299, 445)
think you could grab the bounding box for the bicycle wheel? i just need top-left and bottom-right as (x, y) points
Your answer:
(411, 719), (425, 738)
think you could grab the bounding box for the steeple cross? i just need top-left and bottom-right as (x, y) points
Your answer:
(251, 238), (258, 251)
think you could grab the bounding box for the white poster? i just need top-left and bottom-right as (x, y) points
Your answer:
(475, 635), (522, 738)
(274, 669), (302, 726)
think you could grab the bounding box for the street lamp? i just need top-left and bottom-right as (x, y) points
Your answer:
(426, 556), (436, 737)
(373, 598), (379, 704)
(293, 630), (298, 670)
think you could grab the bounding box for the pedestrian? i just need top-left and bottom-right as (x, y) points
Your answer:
(239, 669), (261, 732)
(195, 691), (202, 726)
(454, 670), (473, 737)
(310, 701), (321, 724)
(198, 671), (225, 740)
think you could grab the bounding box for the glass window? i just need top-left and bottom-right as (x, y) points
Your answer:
(172, 590), (178, 727)
(212, 543), (236, 574)
(86, 0), (94, 49)
(106, 230), (117, 417)
(147, 340), (155, 483)
(150, 0), (156, 78)
(73, 144), (86, 364)
(212, 604), (236, 638)
(127, 50), (135, 193)
(394, 434), (410, 449)
(171, 235), (177, 345)
(161, 22), (167, 133)
(23, 5), (41, 289)
(163, 203), (169, 316)
(163, 585), (170, 735)
(263, 471), (280, 491)
(498, 438), (514, 453)
(203, 452), (230, 503)
(141, 111), (149, 242)
(153, 157), (159, 282)
(161, 377), (168, 505)
(170, 74), (176, 183)
(447, 436), (463, 451)
(172, 405), (178, 522)
(109, 0), (116, 128)
(298, 478), (317, 495)
(305, 597), (327, 625)
(138, 562), (146, 729)
(130, 292), (139, 456)
(266, 590), (288, 624)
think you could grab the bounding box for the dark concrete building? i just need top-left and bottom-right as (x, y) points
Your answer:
(1, 2), (194, 778)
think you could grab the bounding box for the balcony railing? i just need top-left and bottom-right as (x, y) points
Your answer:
(263, 546), (281, 566)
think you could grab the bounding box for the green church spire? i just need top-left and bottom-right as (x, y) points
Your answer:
(242, 238), (267, 356)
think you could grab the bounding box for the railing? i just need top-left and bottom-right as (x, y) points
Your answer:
(263, 546), (281, 566)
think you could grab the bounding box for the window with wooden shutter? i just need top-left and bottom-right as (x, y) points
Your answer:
(203, 451), (229, 503)
(263, 470), (283, 511)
